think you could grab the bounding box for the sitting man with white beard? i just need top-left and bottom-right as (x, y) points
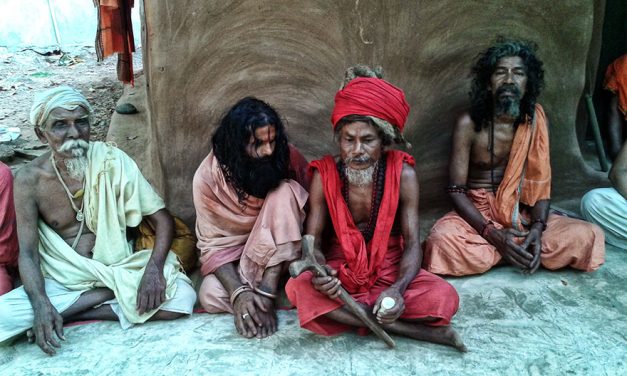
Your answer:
(0, 86), (196, 355)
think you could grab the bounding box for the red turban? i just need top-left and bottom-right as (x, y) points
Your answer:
(331, 77), (410, 131)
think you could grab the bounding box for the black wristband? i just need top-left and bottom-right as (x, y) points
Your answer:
(446, 184), (468, 194)
(531, 218), (547, 231)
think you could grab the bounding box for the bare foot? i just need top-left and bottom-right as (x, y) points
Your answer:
(386, 322), (468, 352)
(442, 326), (468, 352)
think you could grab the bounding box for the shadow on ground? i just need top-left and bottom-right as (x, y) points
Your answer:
(0, 245), (624, 375)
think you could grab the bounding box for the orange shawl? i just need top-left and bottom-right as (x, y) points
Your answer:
(493, 104), (551, 229)
(311, 150), (415, 293)
(604, 54), (627, 120)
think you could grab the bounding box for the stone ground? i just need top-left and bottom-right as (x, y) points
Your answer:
(0, 244), (624, 376)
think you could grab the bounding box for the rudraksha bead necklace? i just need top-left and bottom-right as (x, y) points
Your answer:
(337, 154), (386, 243)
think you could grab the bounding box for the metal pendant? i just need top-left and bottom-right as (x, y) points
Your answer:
(76, 211), (84, 222)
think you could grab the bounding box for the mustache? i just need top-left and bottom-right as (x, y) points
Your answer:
(496, 84), (521, 97)
(344, 156), (374, 165)
(59, 139), (89, 152)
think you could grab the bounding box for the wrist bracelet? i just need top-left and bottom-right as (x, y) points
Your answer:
(480, 220), (495, 237)
(254, 287), (278, 300)
(532, 218), (547, 231)
(229, 285), (252, 306)
(446, 184), (468, 194)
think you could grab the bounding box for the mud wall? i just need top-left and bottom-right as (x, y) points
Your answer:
(140, 0), (605, 226)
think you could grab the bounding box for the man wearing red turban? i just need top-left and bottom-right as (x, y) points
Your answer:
(286, 66), (465, 351)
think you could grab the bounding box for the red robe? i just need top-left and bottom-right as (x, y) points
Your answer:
(0, 163), (18, 295)
(286, 151), (459, 335)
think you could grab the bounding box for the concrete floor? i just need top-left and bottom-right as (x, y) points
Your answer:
(0, 244), (624, 376)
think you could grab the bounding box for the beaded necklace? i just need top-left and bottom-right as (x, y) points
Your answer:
(338, 154), (386, 243)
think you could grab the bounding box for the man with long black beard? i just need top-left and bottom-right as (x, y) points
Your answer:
(193, 97), (309, 339)
(0, 86), (196, 355)
(423, 39), (605, 276)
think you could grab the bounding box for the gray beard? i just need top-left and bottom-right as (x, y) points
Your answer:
(494, 97), (521, 119)
(64, 156), (88, 181)
(345, 164), (375, 187)
(59, 140), (89, 180)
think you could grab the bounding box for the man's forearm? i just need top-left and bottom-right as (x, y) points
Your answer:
(147, 210), (174, 270)
(19, 253), (50, 307)
(613, 176), (627, 200)
(391, 243), (420, 294)
(529, 199), (550, 228)
(214, 262), (245, 295)
(259, 264), (282, 294)
(450, 192), (491, 234)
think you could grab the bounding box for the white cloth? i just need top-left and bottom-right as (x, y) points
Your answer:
(581, 188), (627, 249)
(0, 277), (196, 343)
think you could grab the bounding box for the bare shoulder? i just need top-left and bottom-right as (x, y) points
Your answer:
(399, 161), (419, 202)
(454, 112), (476, 138)
(400, 162), (418, 183)
(14, 156), (48, 198)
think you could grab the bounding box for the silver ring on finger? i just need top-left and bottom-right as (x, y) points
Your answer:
(242, 313), (250, 320)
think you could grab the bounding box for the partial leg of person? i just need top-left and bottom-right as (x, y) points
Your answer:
(0, 279), (84, 343)
(67, 277), (196, 323)
(286, 269), (466, 351)
(540, 213), (606, 271)
(581, 188), (627, 249)
(423, 210), (502, 276)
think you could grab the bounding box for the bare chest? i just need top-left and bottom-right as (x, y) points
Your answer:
(345, 185), (374, 229)
(36, 176), (95, 255)
(470, 126), (515, 170)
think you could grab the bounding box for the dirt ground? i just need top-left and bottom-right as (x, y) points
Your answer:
(0, 45), (142, 171)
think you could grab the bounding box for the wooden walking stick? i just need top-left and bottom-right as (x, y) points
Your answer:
(289, 235), (396, 348)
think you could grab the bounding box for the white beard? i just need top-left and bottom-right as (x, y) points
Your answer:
(59, 140), (89, 180)
(345, 164), (375, 187)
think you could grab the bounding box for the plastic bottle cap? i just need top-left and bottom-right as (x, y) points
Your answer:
(381, 297), (396, 310)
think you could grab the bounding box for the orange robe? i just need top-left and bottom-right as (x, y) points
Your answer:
(94, 0), (135, 84)
(286, 151), (459, 335)
(0, 163), (18, 296)
(605, 54), (627, 120)
(193, 146), (309, 313)
(424, 105), (605, 276)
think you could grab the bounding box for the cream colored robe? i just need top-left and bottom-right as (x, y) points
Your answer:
(37, 141), (190, 324)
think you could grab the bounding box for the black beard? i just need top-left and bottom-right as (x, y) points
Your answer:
(494, 84), (521, 118)
(241, 156), (286, 198)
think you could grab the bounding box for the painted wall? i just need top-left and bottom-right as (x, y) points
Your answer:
(137, 1), (608, 225)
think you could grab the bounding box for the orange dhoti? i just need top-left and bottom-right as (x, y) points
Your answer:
(286, 236), (459, 335)
(423, 189), (605, 276)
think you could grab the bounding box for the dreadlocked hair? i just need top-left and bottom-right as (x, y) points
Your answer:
(469, 37), (545, 131)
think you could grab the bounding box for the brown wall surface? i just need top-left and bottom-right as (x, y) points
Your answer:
(140, 0), (606, 227)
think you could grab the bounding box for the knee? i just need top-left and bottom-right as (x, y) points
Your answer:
(581, 189), (609, 219)
(285, 273), (314, 303)
(411, 279), (460, 315)
(436, 281), (460, 313)
(581, 189), (601, 218)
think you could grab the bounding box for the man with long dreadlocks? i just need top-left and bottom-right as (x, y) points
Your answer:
(285, 66), (465, 351)
(193, 97), (309, 339)
(0, 86), (196, 355)
(423, 39), (605, 276)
